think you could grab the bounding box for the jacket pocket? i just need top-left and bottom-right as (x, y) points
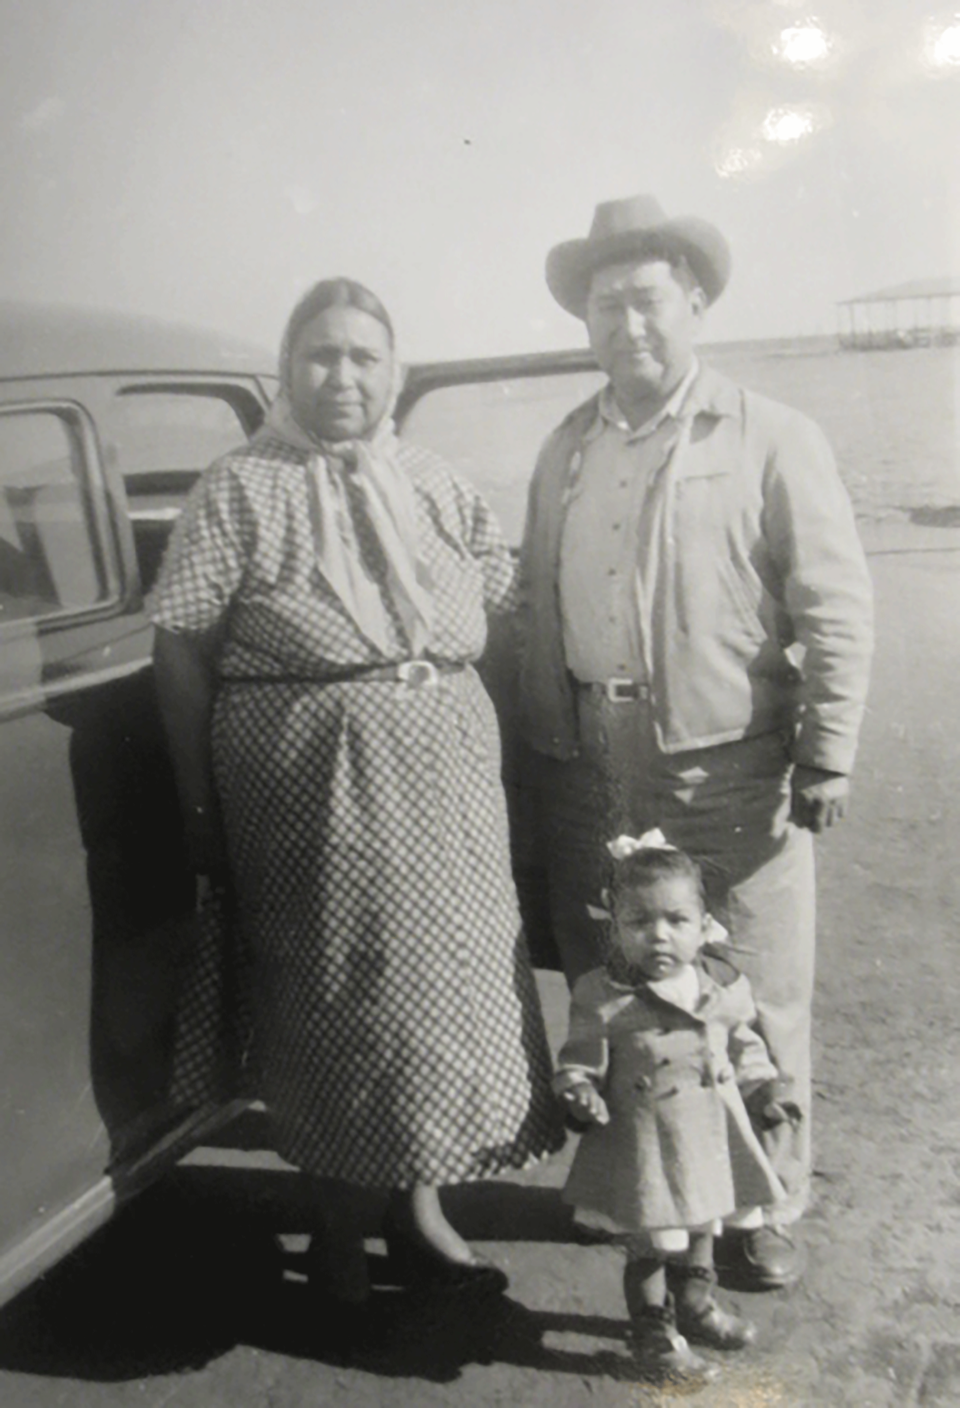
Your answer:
(718, 555), (766, 648)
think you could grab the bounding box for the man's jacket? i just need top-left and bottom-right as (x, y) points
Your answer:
(517, 364), (873, 772)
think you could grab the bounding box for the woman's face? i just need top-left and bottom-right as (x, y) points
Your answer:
(286, 305), (395, 442)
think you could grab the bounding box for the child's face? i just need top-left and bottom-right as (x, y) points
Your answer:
(612, 873), (707, 979)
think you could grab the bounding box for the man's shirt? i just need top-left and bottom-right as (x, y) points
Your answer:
(558, 360), (698, 684)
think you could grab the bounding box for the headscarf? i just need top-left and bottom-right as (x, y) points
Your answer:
(257, 323), (434, 657)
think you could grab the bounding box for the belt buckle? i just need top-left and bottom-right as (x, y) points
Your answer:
(605, 677), (639, 703)
(397, 659), (438, 690)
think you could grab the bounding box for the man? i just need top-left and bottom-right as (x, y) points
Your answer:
(517, 194), (873, 1288)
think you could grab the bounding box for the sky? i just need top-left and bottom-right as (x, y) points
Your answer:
(1, 0), (958, 362)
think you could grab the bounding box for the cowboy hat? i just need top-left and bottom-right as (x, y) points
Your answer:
(545, 194), (731, 317)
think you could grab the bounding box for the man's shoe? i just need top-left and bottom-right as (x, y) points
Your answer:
(741, 1226), (805, 1289)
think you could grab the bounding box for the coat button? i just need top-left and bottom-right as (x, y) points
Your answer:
(635, 1076), (651, 1091)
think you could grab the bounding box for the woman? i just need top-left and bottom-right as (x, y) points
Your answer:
(150, 278), (563, 1304)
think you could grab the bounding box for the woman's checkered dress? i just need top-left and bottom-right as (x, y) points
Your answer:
(150, 433), (563, 1186)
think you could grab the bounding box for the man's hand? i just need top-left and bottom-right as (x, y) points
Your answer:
(790, 766), (849, 833)
(559, 1082), (610, 1127)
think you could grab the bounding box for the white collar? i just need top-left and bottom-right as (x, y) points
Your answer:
(646, 963), (701, 1013)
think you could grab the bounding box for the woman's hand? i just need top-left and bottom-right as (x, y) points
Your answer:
(184, 802), (229, 879)
(153, 627), (227, 876)
(559, 1081), (610, 1127)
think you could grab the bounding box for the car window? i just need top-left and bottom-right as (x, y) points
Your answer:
(399, 369), (605, 543)
(0, 408), (109, 625)
(112, 387), (252, 498)
(111, 386), (260, 592)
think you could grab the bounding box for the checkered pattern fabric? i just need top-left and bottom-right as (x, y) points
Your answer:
(169, 886), (254, 1109)
(149, 435), (516, 675)
(151, 437), (562, 1186)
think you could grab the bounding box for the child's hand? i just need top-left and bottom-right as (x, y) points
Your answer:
(758, 1099), (803, 1131)
(559, 1082), (610, 1127)
(744, 1081), (802, 1131)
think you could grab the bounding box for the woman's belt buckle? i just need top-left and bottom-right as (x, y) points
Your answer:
(397, 659), (439, 691)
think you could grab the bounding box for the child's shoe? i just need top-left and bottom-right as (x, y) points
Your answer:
(629, 1299), (720, 1384)
(672, 1264), (757, 1349)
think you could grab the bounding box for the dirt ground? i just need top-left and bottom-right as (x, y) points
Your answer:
(0, 522), (959, 1406)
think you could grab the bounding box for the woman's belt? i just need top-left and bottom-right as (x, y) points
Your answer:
(220, 659), (467, 690)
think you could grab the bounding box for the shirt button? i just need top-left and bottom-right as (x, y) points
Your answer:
(612, 522), (622, 530)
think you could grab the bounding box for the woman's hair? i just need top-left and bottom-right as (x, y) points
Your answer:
(609, 845), (706, 909)
(279, 277), (395, 386)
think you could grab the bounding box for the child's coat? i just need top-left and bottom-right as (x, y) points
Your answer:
(555, 958), (785, 1233)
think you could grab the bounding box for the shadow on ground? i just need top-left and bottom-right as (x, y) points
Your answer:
(0, 1167), (654, 1388)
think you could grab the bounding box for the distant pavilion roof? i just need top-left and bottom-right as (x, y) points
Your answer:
(838, 277), (960, 305)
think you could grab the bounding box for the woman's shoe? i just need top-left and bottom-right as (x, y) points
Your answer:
(629, 1300), (720, 1385)
(671, 1265), (757, 1349)
(304, 1230), (372, 1307)
(383, 1223), (509, 1294)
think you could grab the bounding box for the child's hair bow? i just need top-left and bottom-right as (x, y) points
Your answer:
(594, 830), (730, 945)
(606, 828), (675, 860)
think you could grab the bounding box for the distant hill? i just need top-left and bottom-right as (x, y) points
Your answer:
(703, 333), (837, 358)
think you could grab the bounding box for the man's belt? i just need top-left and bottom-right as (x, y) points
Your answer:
(577, 677), (651, 704)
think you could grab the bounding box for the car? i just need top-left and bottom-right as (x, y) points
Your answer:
(0, 301), (278, 1308)
(0, 300), (601, 1310)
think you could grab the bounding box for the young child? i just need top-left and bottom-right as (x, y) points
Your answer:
(554, 830), (799, 1384)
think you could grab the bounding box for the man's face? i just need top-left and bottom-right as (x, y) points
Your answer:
(585, 259), (706, 409)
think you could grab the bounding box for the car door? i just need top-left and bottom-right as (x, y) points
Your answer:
(396, 351), (605, 968)
(0, 369), (271, 1307)
(0, 392), (140, 1295)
